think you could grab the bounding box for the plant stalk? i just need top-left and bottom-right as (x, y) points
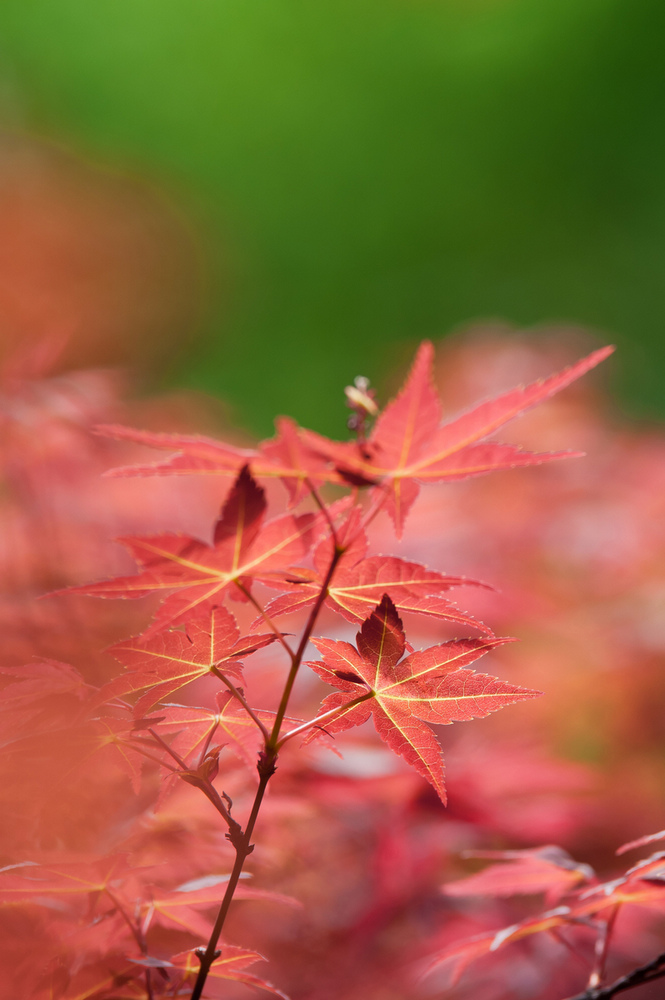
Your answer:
(189, 534), (342, 1000)
(188, 756), (274, 1000)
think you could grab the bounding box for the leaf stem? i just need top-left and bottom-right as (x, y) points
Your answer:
(127, 739), (179, 773)
(267, 544), (343, 749)
(190, 519), (344, 1000)
(147, 727), (188, 770)
(587, 905), (620, 991)
(211, 666), (270, 741)
(276, 690), (373, 748)
(233, 579), (295, 660)
(305, 477), (339, 547)
(198, 718), (219, 761)
(357, 484), (389, 536)
(564, 948), (665, 999)
(105, 887), (145, 954)
(188, 755), (275, 1000)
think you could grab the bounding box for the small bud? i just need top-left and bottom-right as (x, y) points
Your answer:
(344, 382), (378, 416)
(257, 750), (278, 778)
(197, 746), (222, 783)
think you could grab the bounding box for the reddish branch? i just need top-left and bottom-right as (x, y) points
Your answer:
(565, 950), (665, 999)
(189, 538), (344, 1000)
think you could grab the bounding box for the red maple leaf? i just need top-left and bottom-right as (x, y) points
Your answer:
(170, 945), (290, 999)
(0, 659), (91, 748)
(138, 694), (281, 770)
(304, 594), (538, 802)
(97, 605), (276, 715)
(63, 466), (317, 633)
(97, 414), (342, 504)
(442, 846), (595, 905)
(261, 507), (492, 633)
(428, 846), (665, 988)
(0, 853), (142, 910)
(145, 876), (300, 939)
(302, 341), (614, 534)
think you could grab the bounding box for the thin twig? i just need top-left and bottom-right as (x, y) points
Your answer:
(105, 887), (145, 954)
(141, 730), (240, 834)
(211, 666), (270, 740)
(276, 690), (373, 748)
(564, 949), (665, 999)
(305, 477), (339, 547)
(103, 888), (155, 998)
(147, 728), (188, 770)
(190, 516), (344, 1000)
(128, 739), (179, 773)
(233, 579), (295, 660)
(587, 906), (620, 991)
(268, 543), (343, 749)
(188, 759), (274, 1000)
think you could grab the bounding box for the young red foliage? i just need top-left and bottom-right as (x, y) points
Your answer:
(441, 846), (595, 904)
(262, 508), (493, 633)
(97, 415), (342, 504)
(170, 945), (290, 999)
(64, 465), (317, 633)
(2, 334), (627, 1000)
(141, 695), (278, 770)
(98, 605), (276, 714)
(93, 341), (614, 537)
(301, 342), (614, 533)
(427, 835), (665, 993)
(304, 594), (538, 803)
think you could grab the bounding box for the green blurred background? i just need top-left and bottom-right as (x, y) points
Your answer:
(0, 0), (663, 435)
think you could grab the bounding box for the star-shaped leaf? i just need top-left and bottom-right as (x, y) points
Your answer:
(97, 414), (341, 505)
(170, 946), (290, 999)
(63, 466), (317, 633)
(147, 694), (279, 769)
(144, 876), (300, 939)
(98, 606), (276, 715)
(442, 846), (595, 905)
(0, 854), (139, 908)
(261, 510), (492, 633)
(304, 594), (538, 803)
(302, 341), (614, 534)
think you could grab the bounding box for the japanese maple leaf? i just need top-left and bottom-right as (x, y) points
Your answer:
(0, 659), (91, 748)
(0, 682), (145, 791)
(147, 694), (280, 769)
(261, 507), (492, 633)
(302, 341), (614, 534)
(144, 876), (300, 939)
(74, 715), (147, 792)
(421, 906), (578, 988)
(170, 945), (289, 999)
(30, 957), (149, 1000)
(97, 414), (341, 505)
(97, 605), (276, 715)
(63, 465), (317, 633)
(427, 847), (665, 988)
(442, 846), (595, 905)
(571, 850), (665, 920)
(617, 829), (665, 856)
(304, 594), (538, 802)
(0, 854), (142, 910)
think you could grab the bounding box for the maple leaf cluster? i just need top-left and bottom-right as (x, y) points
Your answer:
(7, 329), (665, 1000)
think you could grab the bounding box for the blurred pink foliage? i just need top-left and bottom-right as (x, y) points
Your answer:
(1, 327), (664, 999)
